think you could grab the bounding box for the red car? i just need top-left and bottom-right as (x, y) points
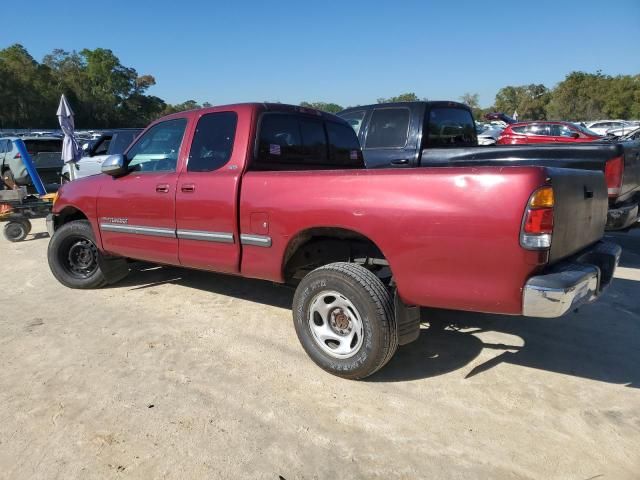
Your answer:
(46, 103), (618, 379)
(497, 121), (603, 144)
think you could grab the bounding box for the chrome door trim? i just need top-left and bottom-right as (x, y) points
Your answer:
(240, 234), (272, 247)
(176, 229), (234, 243)
(99, 223), (176, 238)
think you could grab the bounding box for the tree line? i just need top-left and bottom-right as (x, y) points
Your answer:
(0, 44), (214, 129)
(1, 43), (638, 129)
(303, 73), (640, 122)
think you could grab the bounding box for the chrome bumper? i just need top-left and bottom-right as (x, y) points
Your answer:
(523, 241), (621, 318)
(45, 213), (55, 237)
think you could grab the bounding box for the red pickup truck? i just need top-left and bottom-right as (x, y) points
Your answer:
(46, 103), (621, 379)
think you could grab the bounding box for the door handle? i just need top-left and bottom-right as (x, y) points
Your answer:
(156, 184), (170, 193)
(181, 184), (196, 193)
(391, 158), (410, 166)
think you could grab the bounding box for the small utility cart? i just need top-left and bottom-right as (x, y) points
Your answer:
(0, 188), (55, 242)
(1, 138), (57, 242)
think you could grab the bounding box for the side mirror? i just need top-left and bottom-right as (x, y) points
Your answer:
(101, 154), (128, 177)
(571, 132), (580, 139)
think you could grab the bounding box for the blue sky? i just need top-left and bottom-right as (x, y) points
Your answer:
(2, 0), (639, 108)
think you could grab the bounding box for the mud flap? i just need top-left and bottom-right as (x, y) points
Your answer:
(394, 291), (421, 346)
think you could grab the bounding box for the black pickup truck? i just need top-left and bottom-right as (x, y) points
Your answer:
(338, 101), (640, 231)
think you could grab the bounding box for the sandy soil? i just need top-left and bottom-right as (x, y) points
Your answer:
(1, 219), (639, 479)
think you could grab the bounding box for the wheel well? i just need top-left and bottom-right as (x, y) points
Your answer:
(283, 227), (390, 284)
(54, 207), (88, 229)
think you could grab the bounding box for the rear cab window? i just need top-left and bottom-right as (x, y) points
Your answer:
(252, 113), (363, 171)
(424, 108), (476, 147)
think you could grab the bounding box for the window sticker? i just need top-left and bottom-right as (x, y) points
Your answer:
(269, 144), (281, 156)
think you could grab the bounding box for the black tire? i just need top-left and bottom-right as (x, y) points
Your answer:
(20, 218), (32, 234)
(47, 220), (129, 289)
(292, 262), (397, 380)
(3, 221), (28, 242)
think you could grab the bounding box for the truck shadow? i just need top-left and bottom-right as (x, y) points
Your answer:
(114, 230), (639, 388)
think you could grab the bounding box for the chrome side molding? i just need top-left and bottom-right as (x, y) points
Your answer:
(177, 229), (234, 243)
(100, 223), (176, 238)
(240, 234), (272, 247)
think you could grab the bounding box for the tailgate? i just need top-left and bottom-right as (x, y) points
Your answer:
(547, 167), (607, 263)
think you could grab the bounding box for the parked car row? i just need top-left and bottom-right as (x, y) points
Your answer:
(45, 101), (629, 379)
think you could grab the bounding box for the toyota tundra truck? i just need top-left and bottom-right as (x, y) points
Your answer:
(46, 103), (620, 379)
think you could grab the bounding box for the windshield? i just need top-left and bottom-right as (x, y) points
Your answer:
(574, 124), (601, 137)
(621, 127), (640, 140)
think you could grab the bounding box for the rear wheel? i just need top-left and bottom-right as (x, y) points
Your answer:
(3, 221), (28, 242)
(47, 220), (129, 289)
(292, 262), (397, 379)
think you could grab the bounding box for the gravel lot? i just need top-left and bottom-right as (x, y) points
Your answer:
(1, 219), (639, 479)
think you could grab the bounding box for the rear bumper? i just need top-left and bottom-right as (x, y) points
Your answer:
(523, 241), (621, 318)
(606, 202), (638, 230)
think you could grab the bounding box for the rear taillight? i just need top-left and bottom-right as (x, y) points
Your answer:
(13, 152), (21, 159)
(521, 186), (554, 250)
(604, 156), (623, 197)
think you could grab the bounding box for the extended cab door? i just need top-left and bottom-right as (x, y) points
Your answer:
(358, 104), (422, 168)
(175, 110), (245, 273)
(96, 118), (188, 265)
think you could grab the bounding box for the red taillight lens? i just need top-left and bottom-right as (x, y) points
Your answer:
(604, 156), (623, 197)
(523, 208), (554, 234)
(521, 186), (554, 250)
(13, 152), (21, 159)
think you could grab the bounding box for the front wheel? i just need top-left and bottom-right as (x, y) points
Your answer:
(47, 220), (129, 289)
(292, 262), (398, 379)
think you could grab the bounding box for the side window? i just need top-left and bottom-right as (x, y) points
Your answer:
(511, 126), (527, 134)
(365, 108), (410, 148)
(425, 108), (476, 147)
(107, 131), (139, 156)
(94, 137), (111, 156)
(127, 118), (187, 172)
(188, 112), (238, 172)
(339, 110), (366, 136)
(526, 124), (550, 136)
(557, 125), (575, 137)
(326, 121), (363, 166)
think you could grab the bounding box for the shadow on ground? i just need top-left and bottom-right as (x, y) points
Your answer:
(111, 230), (640, 387)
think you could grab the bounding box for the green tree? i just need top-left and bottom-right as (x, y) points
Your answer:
(299, 101), (344, 113)
(459, 92), (485, 120)
(377, 92), (423, 103)
(494, 84), (550, 121)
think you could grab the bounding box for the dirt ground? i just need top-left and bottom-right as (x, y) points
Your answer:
(0, 219), (639, 479)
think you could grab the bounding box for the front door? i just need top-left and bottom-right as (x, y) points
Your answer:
(97, 118), (188, 265)
(175, 111), (242, 273)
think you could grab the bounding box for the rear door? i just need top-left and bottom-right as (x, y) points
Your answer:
(175, 110), (244, 273)
(524, 124), (555, 144)
(360, 105), (418, 168)
(97, 118), (188, 265)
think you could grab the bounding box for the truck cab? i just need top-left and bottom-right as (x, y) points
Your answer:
(338, 101), (477, 169)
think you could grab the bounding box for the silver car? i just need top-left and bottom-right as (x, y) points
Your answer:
(62, 129), (142, 181)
